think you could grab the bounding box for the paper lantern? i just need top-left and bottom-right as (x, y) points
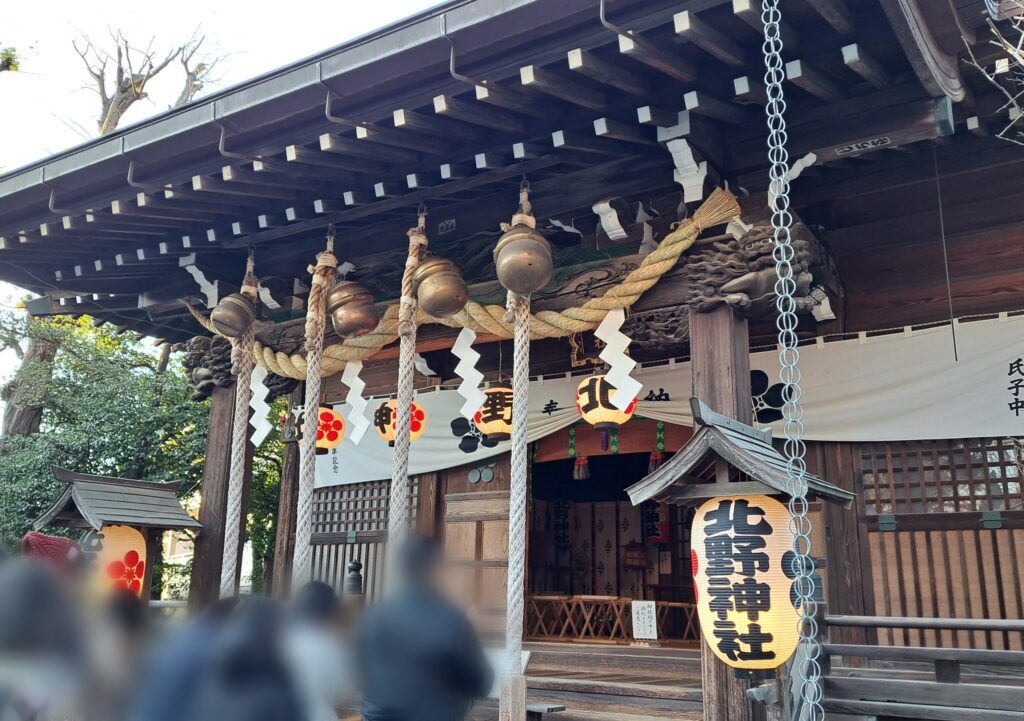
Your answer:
(576, 374), (637, 450)
(690, 495), (800, 670)
(373, 399), (426, 447)
(473, 386), (514, 442)
(313, 406), (345, 454)
(82, 525), (148, 597)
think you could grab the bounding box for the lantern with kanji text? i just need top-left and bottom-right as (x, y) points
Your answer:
(576, 374), (637, 450)
(373, 398), (427, 447)
(472, 386), (514, 442)
(690, 495), (800, 671)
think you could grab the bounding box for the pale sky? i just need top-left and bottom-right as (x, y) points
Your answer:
(0, 0), (439, 383)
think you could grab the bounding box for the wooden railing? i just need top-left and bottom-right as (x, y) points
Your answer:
(525, 594), (699, 644)
(817, 613), (1024, 720)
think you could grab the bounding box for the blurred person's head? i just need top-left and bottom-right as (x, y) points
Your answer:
(292, 581), (339, 626)
(0, 557), (80, 659)
(397, 533), (443, 588)
(102, 588), (148, 637)
(21, 532), (85, 578)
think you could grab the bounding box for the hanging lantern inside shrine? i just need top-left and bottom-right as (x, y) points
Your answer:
(373, 398), (427, 447)
(327, 281), (380, 339)
(210, 293), (256, 338)
(576, 374), (637, 450)
(312, 406), (345, 454)
(412, 256), (469, 318)
(690, 495), (801, 670)
(473, 386), (514, 442)
(81, 525), (148, 597)
(493, 181), (553, 294)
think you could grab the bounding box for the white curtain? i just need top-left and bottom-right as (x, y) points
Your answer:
(315, 315), (1024, 487)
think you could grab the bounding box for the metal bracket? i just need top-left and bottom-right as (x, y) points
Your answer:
(981, 510), (1003, 529)
(877, 513), (897, 531)
(346, 530), (357, 544)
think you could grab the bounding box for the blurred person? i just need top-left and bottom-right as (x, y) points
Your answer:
(83, 590), (149, 721)
(125, 597), (237, 721)
(0, 557), (85, 721)
(188, 597), (307, 721)
(356, 534), (492, 721)
(20, 532), (85, 580)
(283, 582), (352, 721)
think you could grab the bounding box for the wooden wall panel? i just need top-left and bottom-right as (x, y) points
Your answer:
(866, 528), (1024, 650)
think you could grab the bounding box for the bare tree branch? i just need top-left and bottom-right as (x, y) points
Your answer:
(963, 16), (1024, 146)
(173, 32), (225, 108)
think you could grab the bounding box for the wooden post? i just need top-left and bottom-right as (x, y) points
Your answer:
(270, 387), (303, 598)
(188, 384), (235, 610)
(140, 527), (163, 603)
(689, 305), (754, 721)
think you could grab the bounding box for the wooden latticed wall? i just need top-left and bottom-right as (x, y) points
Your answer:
(859, 438), (1024, 650)
(310, 478), (418, 601)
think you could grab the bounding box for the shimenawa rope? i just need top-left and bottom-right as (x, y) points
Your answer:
(186, 189), (740, 380)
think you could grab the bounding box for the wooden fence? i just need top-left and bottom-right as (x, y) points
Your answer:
(310, 478), (418, 601)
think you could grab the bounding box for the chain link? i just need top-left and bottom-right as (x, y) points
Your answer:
(760, 3), (824, 720)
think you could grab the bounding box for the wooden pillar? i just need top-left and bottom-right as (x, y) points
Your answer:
(188, 384), (235, 610)
(141, 527), (163, 603)
(689, 305), (754, 721)
(270, 387), (303, 598)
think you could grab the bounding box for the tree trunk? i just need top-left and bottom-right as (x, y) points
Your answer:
(2, 336), (58, 436)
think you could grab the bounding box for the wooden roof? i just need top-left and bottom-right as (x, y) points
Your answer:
(0, 0), (1020, 346)
(625, 399), (854, 507)
(33, 466), (202, 531)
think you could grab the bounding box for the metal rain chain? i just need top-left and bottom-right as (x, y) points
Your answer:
(760, 2), (824, 720)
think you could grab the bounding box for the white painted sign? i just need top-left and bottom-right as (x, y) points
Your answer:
(631, 600), (658, 641)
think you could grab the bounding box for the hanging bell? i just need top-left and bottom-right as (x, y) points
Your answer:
(210, 293), (256, 338)
(412, 256), (469, 318)
(494, 183), (553, 294)
(327, 281), (380, 339)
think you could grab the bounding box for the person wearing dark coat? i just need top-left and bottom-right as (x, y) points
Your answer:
(357, 535), (493, 721)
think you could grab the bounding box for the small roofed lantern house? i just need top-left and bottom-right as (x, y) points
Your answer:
(34, 467), (202, 600)
(627, 399), (854, 675)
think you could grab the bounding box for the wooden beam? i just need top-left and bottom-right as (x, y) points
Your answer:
(966, 115), (987, 137)
(733, 75), (768, 105)
(684, 91), (749, 124)
(112, 197), (218, 223)
(512, 142), (547, 160)
(552, 130), (634, 156)
(473, 81), (551, 119)
(318, 133), (417, 164)
(286, 144), (381, 175)
(842, 44), (891, 88)
(474, 151), (511, 170)
(673, 10), (746, 67)
(786, 59), (842, 101)
(432, 94), (527, 134)
(806, 0), (855, 35)
(355, 122), (448, 155)
(192, 174), (295, 201)
(566, 48), (650, 96)
(284, 206), (317, 222)
(617, 33), (696, 83)
(393, 108), (487, 143)
(373, 181), (405, 199)
(592, 117), (658, 146)
(406, 171), (441, 190)
(637, 105), (682, 127)
(439, 162), (474, 180)
(519, 64), (606, 110)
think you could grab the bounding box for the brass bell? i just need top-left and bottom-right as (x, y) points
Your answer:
(412, 256), (469, 318)
(327, 281), (380, 339)
(210, 293), (256, 338)
(493, 222), (553, 294)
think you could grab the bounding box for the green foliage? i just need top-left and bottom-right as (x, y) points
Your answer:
(0, 47), (18, 72)
(154, 558), (193, 600)
(0, 313), (209, 550)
